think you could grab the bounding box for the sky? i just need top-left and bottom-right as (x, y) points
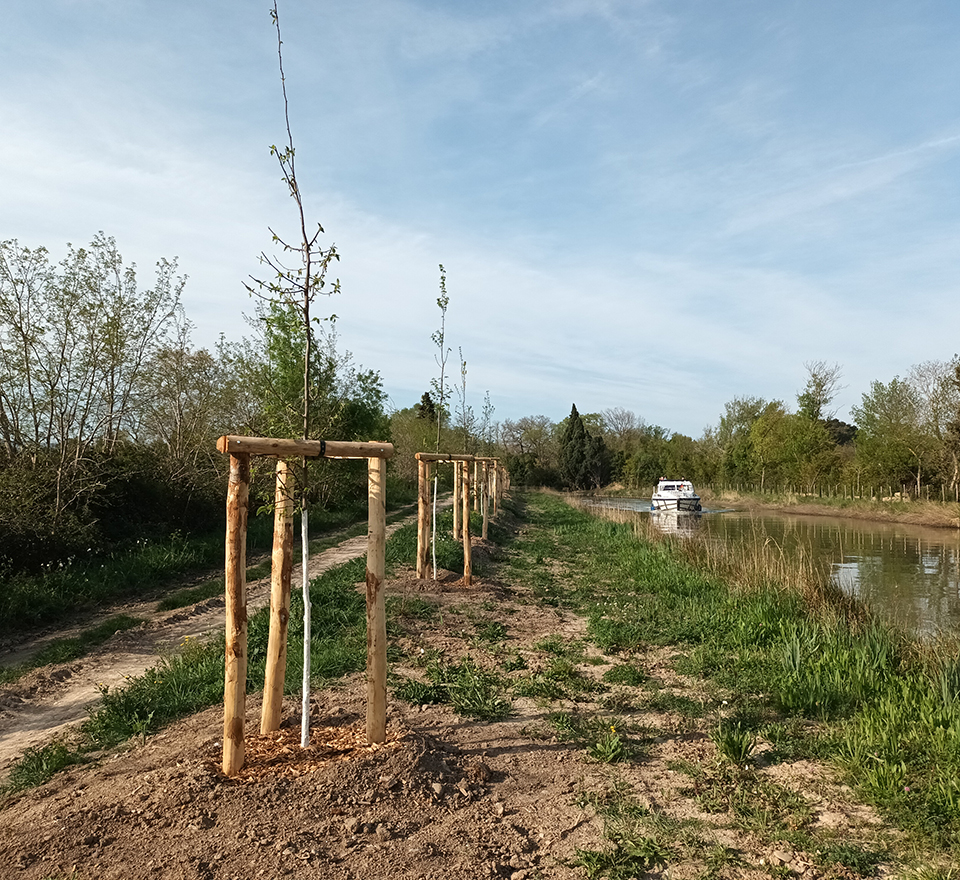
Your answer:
(3, 0), (959, 438)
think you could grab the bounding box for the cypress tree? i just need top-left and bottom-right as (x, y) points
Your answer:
(559, 404), (589, 489)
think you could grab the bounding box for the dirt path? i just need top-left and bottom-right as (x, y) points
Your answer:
(0, 519), (416, 771)
(0, 543), (908, 879)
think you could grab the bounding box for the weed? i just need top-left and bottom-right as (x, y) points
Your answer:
(573, 837), (668, 880)
(500, 652), (528, 672)
(587, 723), (629, 763)
(815, 841), (886, 876)
(601, 662), (647, 686)
(395, 655), (512, 720)
(3, 742), (84, 793)
(711, 718), (756, 766)
(573, 781), (670, 879)
(474, 620), (508, 643)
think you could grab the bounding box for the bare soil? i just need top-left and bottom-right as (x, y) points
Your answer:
(0, 513), (907, 880)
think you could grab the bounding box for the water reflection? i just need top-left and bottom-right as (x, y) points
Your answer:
(649, 511), (703, 536)
(588, 498), (960, 635)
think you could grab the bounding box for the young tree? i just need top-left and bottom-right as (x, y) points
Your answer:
(431, 265), (451, 452)
(244, 0), (342, 747)
(453, 347), (475, 453)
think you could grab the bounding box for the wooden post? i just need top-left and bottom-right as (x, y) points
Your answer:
(462, 461), (472, 585)
(366, 457), (387, 744)
(481, 461), (490, 540)
(223, 453), (250, 776)
(261, 459), (294, 734)
(473, 461), (479, 511)
(492, 464), (499, 515)
(416, 458), (430, 578)
(452, 459), (461, 540)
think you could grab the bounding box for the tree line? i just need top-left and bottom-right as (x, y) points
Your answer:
(0, 236), (388, 570)
(4, 235), (958, 576)
(498, 360), (960, 499)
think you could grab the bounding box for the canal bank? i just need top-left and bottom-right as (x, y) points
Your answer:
(565, 490), (960, 866)
(698, 487), (960, 531)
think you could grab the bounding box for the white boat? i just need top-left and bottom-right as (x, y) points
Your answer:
(650, 478), (702, 512)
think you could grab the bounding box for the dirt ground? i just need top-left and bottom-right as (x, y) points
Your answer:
(0, 517), (902, 880)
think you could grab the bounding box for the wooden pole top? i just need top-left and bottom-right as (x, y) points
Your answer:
(217, 436), (394, 460)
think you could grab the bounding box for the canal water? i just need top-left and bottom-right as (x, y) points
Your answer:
(590, 498), (960, 636)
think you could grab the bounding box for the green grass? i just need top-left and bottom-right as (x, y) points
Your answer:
(1, 519), (422, 795)
(394, 654), (512, 720)
(532, 492), (960, 854)
(3, 742), (85, 794)
(0, 495), (419, 635)
(572, 783), (671, 879)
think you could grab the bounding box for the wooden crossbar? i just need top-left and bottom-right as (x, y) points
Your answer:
(217, 435), (394, 459)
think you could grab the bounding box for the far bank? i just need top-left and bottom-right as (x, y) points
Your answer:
(597, 485), (960, 531)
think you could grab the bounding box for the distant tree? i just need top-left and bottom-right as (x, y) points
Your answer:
(416, 392), (437, 421)
(584, 432), (611, 489)
(559, 404), (590, 490)
(824, 419), (857, 446)
(852, 377), (930, 494)
(715, 396), (767, 483)
(797, 360), (844, 421)
(941, 359), (960, 494)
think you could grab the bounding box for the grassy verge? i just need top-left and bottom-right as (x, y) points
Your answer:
(0, 492), (420, 636)
(0, 515), (429, 795)
(154, 502), (420, 612)
(554, 494), (960, 858)
(700, 487), (960, 530)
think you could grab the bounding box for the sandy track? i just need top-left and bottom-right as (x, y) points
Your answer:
(0, 520), (414, 771)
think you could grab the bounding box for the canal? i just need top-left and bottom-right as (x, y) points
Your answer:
(590, 499), (960, 636)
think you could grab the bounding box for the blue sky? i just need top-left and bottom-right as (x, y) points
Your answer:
(3, 1), (959, 437)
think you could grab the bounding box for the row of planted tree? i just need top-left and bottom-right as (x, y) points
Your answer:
(0, 237), (501, 575)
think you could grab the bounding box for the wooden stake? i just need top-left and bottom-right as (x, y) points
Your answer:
(473, 461), (479, 511)
(223, 453), (250, 777)
(462, 460), (472, 586)
(366, 457), (387, 744)
(452, 458), (461, 541)
(481, 461), (490, 540)
(416, 458), (430, 578)
(261, 459), (294, 734)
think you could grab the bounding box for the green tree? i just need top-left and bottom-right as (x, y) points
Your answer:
(715, 396), (767, 483)
(748, 401), (787, 491)
(584, 431), (611, 489)
(797, 360), (843, 421)
(0, 235), (184, 563)
(852, 378), (931, 494)
(559, 404), (590, 489)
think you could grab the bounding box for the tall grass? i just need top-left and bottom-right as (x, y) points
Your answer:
(565, 495), (960, 849)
